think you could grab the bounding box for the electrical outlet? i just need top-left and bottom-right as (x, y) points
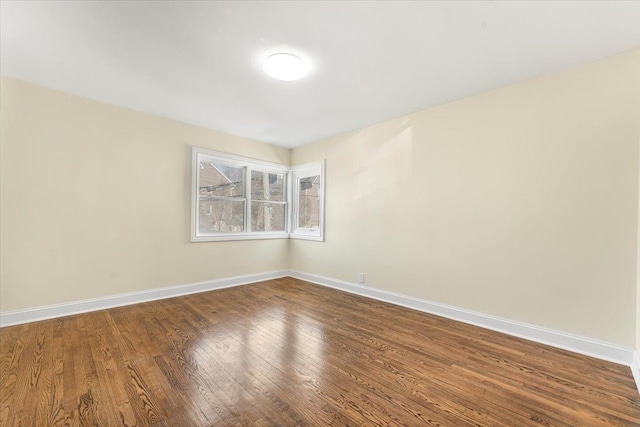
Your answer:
(358, 273), (365, 283)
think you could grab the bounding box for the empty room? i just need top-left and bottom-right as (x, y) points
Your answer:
(2, 1), (640, 426)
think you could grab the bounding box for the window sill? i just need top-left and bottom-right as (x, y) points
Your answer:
(191, 233), (324, 242)
(191, 233), (290, 242)
(289, 233), (324, 242)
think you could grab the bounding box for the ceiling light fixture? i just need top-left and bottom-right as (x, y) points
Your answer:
(263, 53), (308, 81)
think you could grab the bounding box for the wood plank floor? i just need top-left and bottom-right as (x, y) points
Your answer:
(1, 277), (639, 426)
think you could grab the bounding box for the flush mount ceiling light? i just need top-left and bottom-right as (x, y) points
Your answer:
(263, 53), (308, 81)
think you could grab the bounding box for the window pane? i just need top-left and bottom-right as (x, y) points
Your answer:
(198, 199), (245, 233)
(298, 175), (320, 229)
(199, 162), (244, 198)
(251, 202), (286, 232)
(251, 170), (285, 201)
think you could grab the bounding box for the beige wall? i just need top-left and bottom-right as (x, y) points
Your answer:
(3, 51), (640, 348)
(638, 133), (640, 353)
(291, 50), (640, 347)
(0, 78), (290, 312)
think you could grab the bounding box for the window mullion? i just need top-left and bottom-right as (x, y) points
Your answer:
(285, 172), (290, 233)
(252, 200), (286, 205)
(245, 166), (251, 233)
(199, 195), (246, 202)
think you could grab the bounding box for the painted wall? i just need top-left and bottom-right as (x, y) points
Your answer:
(291, 50), (640, 347)
(3, 51), (640, 348)
(637, 134), (640, 354)
(0, 78), (290, 312)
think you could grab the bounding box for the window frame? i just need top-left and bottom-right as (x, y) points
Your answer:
(192, 147), (325, 242)
(191, 147), (291, 242)
(290, 161), (325, 241)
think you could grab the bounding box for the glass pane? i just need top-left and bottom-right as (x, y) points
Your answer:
(251, 202), (286, 232)
(199, 162), (244, 198)
(198, 199), (245, 233)
(298, 175), (320, 229)
(251, 170), (285, 201)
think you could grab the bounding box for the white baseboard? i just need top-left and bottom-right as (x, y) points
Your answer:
(289, 270), (636, 368)
(2, 268), (638, 394)
(0, 270), (288, 327)
(631, 350), (640, 395)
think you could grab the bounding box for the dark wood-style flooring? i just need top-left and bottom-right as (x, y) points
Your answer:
(1, 277), (639, 426)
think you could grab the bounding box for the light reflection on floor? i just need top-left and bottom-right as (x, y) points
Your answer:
(190, 305), (327, 411)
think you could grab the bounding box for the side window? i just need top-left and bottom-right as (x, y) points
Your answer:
(291, 161), (325, 241)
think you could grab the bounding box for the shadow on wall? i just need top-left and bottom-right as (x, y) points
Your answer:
(352, 118), (413, 201)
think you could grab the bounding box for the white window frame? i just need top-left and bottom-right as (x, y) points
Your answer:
(192, 147), (290, 242)
(191, 147), (325, 242)
(290, 161), (325, 241)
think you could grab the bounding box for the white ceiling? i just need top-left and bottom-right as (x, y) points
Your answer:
(2, 1), (640, 148)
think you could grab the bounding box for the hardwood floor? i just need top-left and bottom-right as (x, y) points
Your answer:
(1, 277), (639, 426)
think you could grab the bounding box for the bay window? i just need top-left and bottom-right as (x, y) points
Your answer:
(191, 147), (324, 242)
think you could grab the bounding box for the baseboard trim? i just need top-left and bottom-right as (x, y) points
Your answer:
(288, 270), (635, 367)
(0, 270), (288, 327)
(631, 350), (640, 395)
(2, 268), (636, 379)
